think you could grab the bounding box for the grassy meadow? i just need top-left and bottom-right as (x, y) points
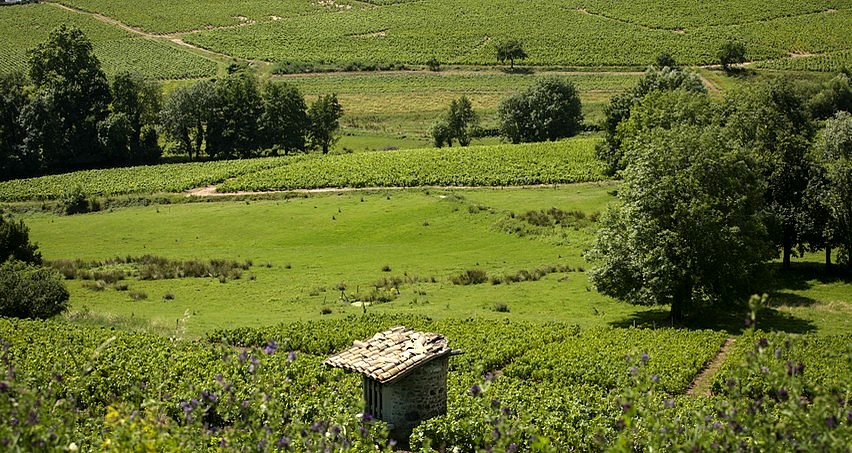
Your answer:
(20, 183), (852, 338)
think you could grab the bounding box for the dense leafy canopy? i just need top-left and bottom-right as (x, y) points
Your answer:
(308, 93), (344, 154)
(497, 77), (583, 144)
(432, 96), (479, 147)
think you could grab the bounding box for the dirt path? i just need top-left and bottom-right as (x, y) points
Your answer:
(686, 338), (735, 397)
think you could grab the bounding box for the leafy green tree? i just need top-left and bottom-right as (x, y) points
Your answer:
(206, 69), (264, 159)
(808, 70), (852, 120)
(495, 39), (527, 69)
(814, 111), (852, 269)
(260, 82), (309, 154)
(654, 52), (677, 69)
(308, 93), (343, 154)
(724, 79), (816, 270)
(596, 67), (706, 175)
(0, 214), (41, 265)
(110, 72), (162, 164)
(0, 260), (69, 319)
(24, 25), (111, 170)
(718, 40), (746, 72)
(0, 72), (36, 180)
(159, 80), (216, 160)
(432, 96), (479, 147)
(497, 77), (582, 144)
(589, 125), (773, 320)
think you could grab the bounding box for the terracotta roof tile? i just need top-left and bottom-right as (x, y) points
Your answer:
(323, 326), (452, 383)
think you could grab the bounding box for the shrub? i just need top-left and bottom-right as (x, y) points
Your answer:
(129, 291), (148, 300)
(451, 269), (488, 285)
(60, 186), (95, 215)
(493, 302), (510, 313)
(0, 214), (42, 264)
(0, 260), (69, 319)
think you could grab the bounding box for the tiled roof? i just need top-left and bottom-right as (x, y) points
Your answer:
(323, 326), (453, 383)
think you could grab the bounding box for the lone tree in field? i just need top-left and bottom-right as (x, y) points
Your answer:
(718, 40), (746, 72)
(588, 92), (774, 321)
(497, 76), (582, 143)
(495, 39), (527, 69)
(432, 96), (479, 147)
(308, 93), (343, 154)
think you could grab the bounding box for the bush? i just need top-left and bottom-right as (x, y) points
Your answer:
(0, 214), (42, 264)
(497, 76), (582, 143)
(60, 186), (96, 215)
(0, 260), (69, 319)
(451, 269), (488, 285)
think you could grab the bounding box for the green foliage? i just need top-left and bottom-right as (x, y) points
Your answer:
(109, 72), (163, 164)
(0, 260), (69, 319)
(159, 79), (216, 160)
(597, 66), (706, 175)
(654, 52), (677, 69)
(0, 157), (286, 201)
(260, 82), (308, 154)
(25, 24), (111, 170)
(207, 69), (264, 159)
(589, 123), (774, 319)
(814, 111), (852, 268)
(60, 186), (95, 215)
(308, 93), (344, 154)
(218, 138), (606, 191)
(432, 96), (479, 147)
(497, 77), (583, 144)
(0, 72), (33, 180)
(724, 79), (816, 269)
(809, 70), (852, 119)
(0, 214), (41, 264)
(718, 39), (747, 72)
(495, 38), (527, 68)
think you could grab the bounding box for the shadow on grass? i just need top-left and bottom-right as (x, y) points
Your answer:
(609, 305), (816, 334)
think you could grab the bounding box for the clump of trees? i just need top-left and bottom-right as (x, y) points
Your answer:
(497, 77), (583, 144)
(590, 69), (852, 320)
(432, 96), (479, 147)
(0, 214), (69, 319)
(718, 40), (747, 73)
(1, 26), (345, 181)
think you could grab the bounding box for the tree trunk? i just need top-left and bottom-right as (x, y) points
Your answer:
(825, 246), (832, 268)
(670, 282), (692, 321)
(782, 226), (793, 270)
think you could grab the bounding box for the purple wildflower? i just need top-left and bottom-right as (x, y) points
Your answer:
(507, 443), (519, 453)
(846, 410), (852, 422)
(774, 348), (782, 359)
(469, 384), (481, 397)
(621, 402), (631, 412)
(238, 351), (248, 362)
(361, 412), (374, 422)
(826, 416), (838, 429)
(287, 351), (297, 363)
(264, 340), (278, 355)
(276, 436), (290, 448)
(485, 372), (494, 381)
(777, 388), (789, 399)
(358, 426), (368, 437)
(640, 352), (649, 364)
(27, 410), (38, 426)
(757, 338), (769, 349)
(664, 399), (675, 408)
(712, 421), (723, 429)
(0, 381), (8, 391)
(615, 418), (626, 430)
(651, 374), (660, 383)
(219, 439), (227, 447)
(629, 366), (638, 376)
(492, 427), (501, 441)
(502, 406), (511, 416)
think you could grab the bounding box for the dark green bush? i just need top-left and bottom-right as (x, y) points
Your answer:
(0, 214), (42, 264)
(0, 260), (69, 319)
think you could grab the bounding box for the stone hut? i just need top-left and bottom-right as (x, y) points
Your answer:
(323, 326), (460, 438)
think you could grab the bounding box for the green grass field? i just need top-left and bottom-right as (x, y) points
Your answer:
(20, 184), (851, 338)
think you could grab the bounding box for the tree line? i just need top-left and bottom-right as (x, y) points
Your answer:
(589, 63), (852, 319)
(0, 25), (343, 181)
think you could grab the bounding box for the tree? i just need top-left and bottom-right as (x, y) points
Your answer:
(808, 70), (852, 120)
(588, 125), (773, 320)
(432, 96), (479, 147)
(0, 260), (69, 319)
(24, 25), (111, 170)
(596, 67), (706, 175)
(497, 77), (582, 144)
(260, 82), (309, 154)
(495, 39), (527, 69)
(308, 94), (343, 154)
(718, 40), (746, 73)
(724, 79), (816, 270)
(109, 72), (162, 164)
(0, 72), (36, 180)
(206, 69), (264, 159)
(159, 80), (216, 160)
(814, 112), (852, 269)
(655, 52), (677, 69)
(0, 214), (41, 265)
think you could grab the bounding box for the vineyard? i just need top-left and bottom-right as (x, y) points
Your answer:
(755, 50), (852, 72)
(216, 139), (606, 192)
(0, 3), (217, 79)
(2, 316), (849, 450)
(0, 139), (605, 201)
